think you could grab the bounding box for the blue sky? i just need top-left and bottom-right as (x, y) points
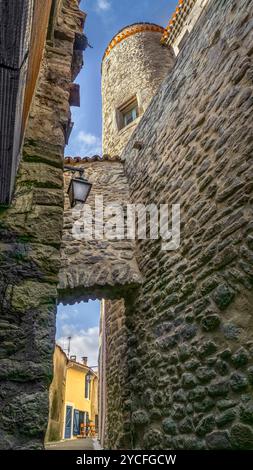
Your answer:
(58, 0), (178, 364)
(57, 300), (100, 366)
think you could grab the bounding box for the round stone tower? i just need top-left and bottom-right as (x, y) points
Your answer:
(101, 23), (175, 156)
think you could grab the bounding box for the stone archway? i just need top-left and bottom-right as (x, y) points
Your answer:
(58, 155), (143, 448)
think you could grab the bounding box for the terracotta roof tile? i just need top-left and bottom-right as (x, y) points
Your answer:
(103, 23), (165, 60)
(161, 0), (197, 46)
(64, 155), (121, 164)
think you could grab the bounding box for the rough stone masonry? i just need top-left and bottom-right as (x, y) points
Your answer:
(117, 0), (253, 450)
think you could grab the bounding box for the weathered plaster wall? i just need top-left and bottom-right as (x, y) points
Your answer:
(91, 375), (99, 426)
(98, 300), (107, 447)
(102, 27), (175, 156)
(59, 156), (142, 303)
(0, 0), (84, 449)
(103, 298), (131, 448)
(45, 345), (67, 443)
(106, 0), (253, 449)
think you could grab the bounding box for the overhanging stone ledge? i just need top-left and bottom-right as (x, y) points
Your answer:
(57, 276), (143, 305)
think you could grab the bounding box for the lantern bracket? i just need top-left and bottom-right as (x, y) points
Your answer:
(64, 165), (84, 177)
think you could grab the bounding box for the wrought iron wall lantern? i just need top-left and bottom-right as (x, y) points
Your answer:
(64, 165), (92, 207)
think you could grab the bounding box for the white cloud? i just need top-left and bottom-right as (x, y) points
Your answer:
(77, 131), (102, 156)
(78, 132), (97, 146)
(57, 326), (99, 367)
(96, 0), (111, 11)
(58, 311), (70, 321)
(57, 308), (80, 322)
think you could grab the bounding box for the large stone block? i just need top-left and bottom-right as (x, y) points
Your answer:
(17, 162), (63, 189)
(11, 281), (57, 312)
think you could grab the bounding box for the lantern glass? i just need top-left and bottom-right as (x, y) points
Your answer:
(68, 177), (92, 207)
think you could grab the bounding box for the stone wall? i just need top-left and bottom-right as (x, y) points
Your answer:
(59, 156), (142, 303)
(107, 0), (253, 449)
(0, 0), (85, 449)
(102, 26), (175, 155)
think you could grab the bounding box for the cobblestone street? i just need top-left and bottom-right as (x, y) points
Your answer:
(46, 438), (101, 450)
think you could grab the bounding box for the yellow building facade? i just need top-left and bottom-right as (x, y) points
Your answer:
(64, 359), (98, 439)
(46, 346), (98, 442)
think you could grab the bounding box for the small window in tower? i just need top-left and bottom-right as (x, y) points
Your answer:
(118, 97), (139, 130)
(123, 105), (138, 127)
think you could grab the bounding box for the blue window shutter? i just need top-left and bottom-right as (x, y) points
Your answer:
(64, 405), (73, 439)
(73, 409), (80, 435)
